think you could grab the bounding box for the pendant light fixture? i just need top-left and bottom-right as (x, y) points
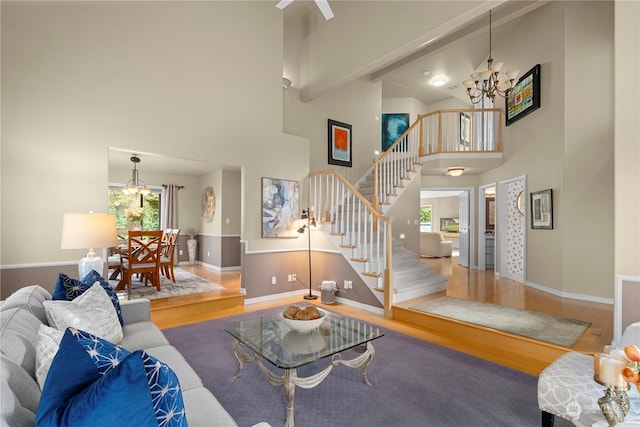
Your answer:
(122, 155), (151, 196)
(463, 10), (519, 104)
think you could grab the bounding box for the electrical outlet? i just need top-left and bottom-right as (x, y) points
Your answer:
(399, 233), (405, 239)
(179, 250), (183, 256)
(271, 277), (277, 285)
(292, 274), (296, 282)
(344, 280), (352, 290)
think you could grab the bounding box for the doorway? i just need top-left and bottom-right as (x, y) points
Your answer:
(496, 176), (526, 283)
(420, 188), (474, 268)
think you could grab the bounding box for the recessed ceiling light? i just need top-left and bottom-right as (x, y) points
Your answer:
(431, 75), (448, 87)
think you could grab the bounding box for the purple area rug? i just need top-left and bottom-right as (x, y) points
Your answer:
(163, 306), (570, 427)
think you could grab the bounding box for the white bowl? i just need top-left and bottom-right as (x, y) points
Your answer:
(281, 330), (326, 354)
(279, 308), (326, 333)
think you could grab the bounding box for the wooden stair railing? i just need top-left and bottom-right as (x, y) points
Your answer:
(305, 108), (503, 317)
(372, 108), (503, 212)
(308, 170), (394, 318)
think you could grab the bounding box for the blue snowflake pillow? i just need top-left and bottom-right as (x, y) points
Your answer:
(52, 270), (123, 325)
(36, 328), (187, 427)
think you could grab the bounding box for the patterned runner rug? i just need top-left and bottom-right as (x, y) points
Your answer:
(411, 296), (590, 347)
(123, 267), (225, 300)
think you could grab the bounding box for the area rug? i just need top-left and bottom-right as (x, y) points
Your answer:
(163, 306), (574, 427)
(124, 268), (225, 300)
(411, 296), (591, 347)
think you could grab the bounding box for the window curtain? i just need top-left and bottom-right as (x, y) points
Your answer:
(163, 184), (179, 229)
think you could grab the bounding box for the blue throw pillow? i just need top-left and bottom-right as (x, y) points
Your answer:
(36, 328), (187, 427)
(37, 349), (158, 426)
(139, 351), (188, 426)
(52, 270), (123, 325)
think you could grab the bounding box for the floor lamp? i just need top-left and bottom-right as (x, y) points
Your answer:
(297, 209), (317, 300)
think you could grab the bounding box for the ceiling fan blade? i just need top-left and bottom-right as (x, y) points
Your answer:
(275, 0), (294, 10)
(314, 0), (334, 20)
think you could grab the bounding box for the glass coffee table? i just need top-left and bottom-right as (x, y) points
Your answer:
(224, 308), (384, 427)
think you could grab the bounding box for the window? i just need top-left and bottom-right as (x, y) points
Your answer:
(108, 187), (161, 230)
(419, 205), (432, 232)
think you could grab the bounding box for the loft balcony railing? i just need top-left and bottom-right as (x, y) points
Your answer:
(373, 108), (503, 212)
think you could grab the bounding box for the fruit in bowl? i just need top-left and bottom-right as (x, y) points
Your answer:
(279, 305), (326, 332)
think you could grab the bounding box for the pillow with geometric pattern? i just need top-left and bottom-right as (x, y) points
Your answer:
(36, 328), (187, 427)
(52, 270), (123, 325)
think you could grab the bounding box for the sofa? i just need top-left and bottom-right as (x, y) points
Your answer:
(0, 283), (268, 427)
(420, 232), (453, 258)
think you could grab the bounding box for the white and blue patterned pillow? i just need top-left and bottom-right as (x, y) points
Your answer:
(52, 270), (124, 325)
(36, 328), (187, 427)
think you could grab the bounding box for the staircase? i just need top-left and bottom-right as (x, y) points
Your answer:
(307, 108), (503, 317)
(308, 165), (445, 314)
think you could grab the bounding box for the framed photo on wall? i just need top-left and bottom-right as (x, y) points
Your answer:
(328, 119), (352, 167)
(460, 112), (471, 147)
(261, 177), (300, 238)
(506, 64), (541, 126)
(381, 113), (409, 152)
(530, 189), (553, 229)
(486, 197), (495, 230)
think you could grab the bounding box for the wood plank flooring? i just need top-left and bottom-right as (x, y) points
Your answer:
(146, 258), (612, 375)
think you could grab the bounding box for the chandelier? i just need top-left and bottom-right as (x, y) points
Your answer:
(463, 10), (519, 104)
(122, 155), (150, 196)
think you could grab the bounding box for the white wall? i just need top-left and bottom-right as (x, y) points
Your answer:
(1, 2), (308, 265)
(614, 0), (640, 278)
(297, 1), (489, 101)
(284, 79), (382, 186)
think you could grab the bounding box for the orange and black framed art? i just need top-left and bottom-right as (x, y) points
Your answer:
(328, 119), (352, 167)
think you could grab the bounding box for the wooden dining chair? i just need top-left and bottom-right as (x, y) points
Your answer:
(160, 228), (180, 282)
(120, 230), (163, 298)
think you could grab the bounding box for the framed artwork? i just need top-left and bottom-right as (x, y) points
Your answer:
(381, 113), (409, 152)
(506, 64), (541, 126)
(201, 186), (216, 223)
(517, 191), (525, 216)
(328, 119), (352, 167)
(530, 189), (553, 229)
(440, 218), (459, 233)
(460, 113), (471, 147)
(261, 177), (300, 238)
(486, 197), (495, 230)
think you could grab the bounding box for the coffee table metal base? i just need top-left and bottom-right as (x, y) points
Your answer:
(232, 340), (376, 427)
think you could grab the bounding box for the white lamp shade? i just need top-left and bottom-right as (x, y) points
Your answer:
(506, 69), (520, 80)
(61, 213), (118, 250)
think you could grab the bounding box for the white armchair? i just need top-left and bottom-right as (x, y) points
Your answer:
(420, 232), (453, 258)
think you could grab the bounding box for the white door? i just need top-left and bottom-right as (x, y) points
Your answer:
(458, 191), (470, 267)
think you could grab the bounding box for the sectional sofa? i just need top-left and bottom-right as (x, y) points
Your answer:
(0, 284), (268, 426)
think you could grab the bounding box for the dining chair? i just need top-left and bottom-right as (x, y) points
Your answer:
(120, 230), (163, 298)
(107, 229), (129, 280)
(160, 229), (180, 282)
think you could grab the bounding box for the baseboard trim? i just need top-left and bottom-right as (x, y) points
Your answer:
(524, 279), (613, 305)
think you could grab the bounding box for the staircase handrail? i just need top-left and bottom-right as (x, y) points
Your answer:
(308, 169), (394, 318)
(372, 107), (503, 211)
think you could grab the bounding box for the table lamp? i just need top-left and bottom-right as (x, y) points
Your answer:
(61, 212), (118, 278)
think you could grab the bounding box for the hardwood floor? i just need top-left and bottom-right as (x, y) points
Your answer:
(147, 259), (612, 375)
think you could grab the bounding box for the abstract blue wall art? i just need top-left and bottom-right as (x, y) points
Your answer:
(261, 177), (300, 237)
(381, 113), (409, 152)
